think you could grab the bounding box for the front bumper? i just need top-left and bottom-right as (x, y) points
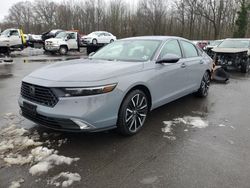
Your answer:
(18, 87), (122, 132)
(45, 45), (60, 51)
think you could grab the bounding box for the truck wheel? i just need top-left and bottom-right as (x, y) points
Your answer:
(59, 46), (68, 55)
(92, 39), (97, 45)
(241, 59), (250, 73)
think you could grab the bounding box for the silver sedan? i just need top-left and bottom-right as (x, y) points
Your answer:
(19, 36), (213, 135)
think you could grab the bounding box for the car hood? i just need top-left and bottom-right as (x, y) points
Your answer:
(45, 38), (63, 43)
(27, 58), (143, 82)
(0, 36), (9, 41)
(212, 47), (249, 54)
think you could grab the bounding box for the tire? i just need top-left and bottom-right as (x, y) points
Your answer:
(117, 90), (149, 136)
(195, 71), (210, 97)
(240, 59), (250, 73)
(110, 39), (114, 43)
(59, 46), (68, 55)
(92, 39), (97, 45)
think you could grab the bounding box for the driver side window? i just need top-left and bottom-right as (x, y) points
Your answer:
(10, 30), (19, 36)
(68, 33), (76, 40)
(159, 40), (182, 59)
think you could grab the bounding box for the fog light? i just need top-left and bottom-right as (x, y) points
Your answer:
(71, 118), (95, 130)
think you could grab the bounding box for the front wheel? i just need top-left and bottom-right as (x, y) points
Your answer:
(117, 90), (149, 136)
(195, 71), (210, 97)
(59, 46), (68, 55)
(110, 39), (114, 43)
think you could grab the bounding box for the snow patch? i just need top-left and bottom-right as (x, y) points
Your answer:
(175, 116), (208, 129)
(162, 121), (173, 133)
(162, 116), (209, 139)
(29, 152), (79, 176)
(0, 123), (81, 184)
(218, 124), (226, 127)
(4, 154), (33, 165)
(140, 176), (158, 184)
(48, 172), (81, 187)
(0, 125), (42, 155)
(8, 178), (24, 188)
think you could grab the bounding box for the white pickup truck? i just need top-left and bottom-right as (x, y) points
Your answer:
(44, 31), (80, 55)
(0, 28), (26, 55)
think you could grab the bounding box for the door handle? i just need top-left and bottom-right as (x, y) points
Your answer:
(181, 63), (186, 68)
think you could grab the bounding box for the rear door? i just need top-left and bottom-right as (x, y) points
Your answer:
(97, 33), (106, 43)
(179, 40), (205, 91)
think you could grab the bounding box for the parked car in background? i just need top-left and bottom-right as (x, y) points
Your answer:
(0, 28), (26, 55)
(44, 31), (80, 55)
(192, 40), (208, 50)
(26, 34), (43, 48)
(81, 31), (116, 45)
(212, 38), (250, 73)
(41, 29), (64, 45)
(205, 39), (223, 58)
(19, 36), (213, 135)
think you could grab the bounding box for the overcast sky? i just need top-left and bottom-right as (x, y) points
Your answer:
(0, 0), (142, 21)
(0, 0), (63, 21)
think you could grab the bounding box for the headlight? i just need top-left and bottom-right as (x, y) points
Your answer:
(59, 83), (117, 97)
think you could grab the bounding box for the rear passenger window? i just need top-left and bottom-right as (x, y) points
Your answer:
(159, 40), (182, 58)
(180, 40), (199, 58)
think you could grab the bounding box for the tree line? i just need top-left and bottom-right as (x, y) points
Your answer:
(0, 0), (249, 40)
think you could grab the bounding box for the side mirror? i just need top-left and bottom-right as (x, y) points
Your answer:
(7, 33), (10, 37)
(156, 53), (180, 64)
(89, 52), (95, 56)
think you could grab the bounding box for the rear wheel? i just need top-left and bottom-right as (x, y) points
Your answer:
(59, 46), (68, 55)
(195, 71), (210, 97)
(241, 59), (250, 73)
(117, 90), (149, 136)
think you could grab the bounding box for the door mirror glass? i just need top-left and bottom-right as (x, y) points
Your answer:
(89, 52), (95, 56)
(156, 53), (180, 64)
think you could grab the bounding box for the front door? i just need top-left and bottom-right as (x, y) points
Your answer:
(150, 39), (189, 108)
(67, 33), (78, 50)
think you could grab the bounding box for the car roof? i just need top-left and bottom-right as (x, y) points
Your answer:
(121, 36), (188, 41)
(225, 38), (250, 41)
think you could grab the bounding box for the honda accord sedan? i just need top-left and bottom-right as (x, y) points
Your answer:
(19, 36), (213, 135)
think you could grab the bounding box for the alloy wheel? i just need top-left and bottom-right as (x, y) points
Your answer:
(201, 72), (210, 96)
(125, 93), (148, 133)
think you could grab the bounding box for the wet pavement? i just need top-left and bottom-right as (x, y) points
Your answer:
(0, 52), (250, 188)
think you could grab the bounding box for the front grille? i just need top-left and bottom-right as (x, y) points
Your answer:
(21, 107), (79, 130)
(21, 82), (58, 107)
(46, 41), (53, 45)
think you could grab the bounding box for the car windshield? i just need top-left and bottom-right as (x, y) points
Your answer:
(210, 40), (223, 46)
(55, 32), (67, 39)
(90, 40), (162, 62)
(1, 29), (11, 36)
(218, 40), (250, 48)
